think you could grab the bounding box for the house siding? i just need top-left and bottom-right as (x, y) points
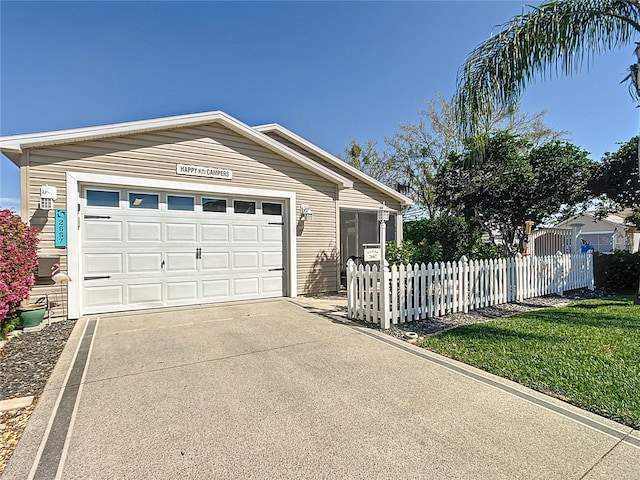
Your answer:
(26, 124), (339, 304)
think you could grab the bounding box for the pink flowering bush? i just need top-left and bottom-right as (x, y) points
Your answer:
(0, 209), (39, 322)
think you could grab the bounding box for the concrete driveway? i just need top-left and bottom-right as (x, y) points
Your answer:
(4, 299), (639, 479)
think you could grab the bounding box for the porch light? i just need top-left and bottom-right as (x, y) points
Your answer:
(39, 185), (57, 210)
(300, 204), (313, 222)
(377, 203), (391, 222)
(378, 203), (392, 267)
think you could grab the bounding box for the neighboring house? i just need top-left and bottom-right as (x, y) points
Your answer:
(0, 111), (412, 318)
(555, 211), (639, 253)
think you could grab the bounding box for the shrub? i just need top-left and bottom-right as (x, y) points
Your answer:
(0, 210), (40, 322)
(389, 215), (498, 265)
(404, 216), (497, 261)
(1, 316), (21, 340)
(386, 240), (417, 265)
(593, 251), (640, 293)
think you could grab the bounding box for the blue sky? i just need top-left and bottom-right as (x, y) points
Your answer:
(1, 1), (637, 212)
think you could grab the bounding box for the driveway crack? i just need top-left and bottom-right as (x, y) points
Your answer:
(578, 430), (635, 479)
(57, 335), (343, 389)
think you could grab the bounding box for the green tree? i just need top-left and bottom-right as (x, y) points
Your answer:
(343, 139), (389, 185)
(455, 0), (640, 138)
(454, 0), (640, 297)
(590, 135), (640, 225)
(437, 132), (597, 255)
(404, 215), (496, 261)
(344, 95), (567, 217)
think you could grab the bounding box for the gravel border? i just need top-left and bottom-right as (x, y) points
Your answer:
(298, 288), (613, 339)
(0, 288), (613, 474)
(382, 288), (613, 339)
(0, 318), (77, 474)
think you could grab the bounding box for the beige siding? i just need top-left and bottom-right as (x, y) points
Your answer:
(265, 132), (402, 211)
(26, 124), (339, 307)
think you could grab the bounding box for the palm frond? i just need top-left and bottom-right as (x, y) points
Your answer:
(456, 0), (640, 139)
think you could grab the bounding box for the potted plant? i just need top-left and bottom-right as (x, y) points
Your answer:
(18, 304), (47, 328)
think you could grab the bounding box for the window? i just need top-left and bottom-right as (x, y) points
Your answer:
(86, 190), (119, 207)
(339, 209), (397, 265)
(234, 200), (255, 214)
(129, 193), (159, 209)
(167, 195), (194, 211)
(262, 202), (282, 216)
(202, 198), (227, 213)
(580, 233), (613, 253)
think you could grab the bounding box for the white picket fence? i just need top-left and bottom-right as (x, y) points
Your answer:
(346, 252), (594, 329)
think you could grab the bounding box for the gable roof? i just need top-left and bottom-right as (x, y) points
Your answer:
(556, 210), (634, 229)
(254, 123), (414, 207)
(0, 111), (353, 189)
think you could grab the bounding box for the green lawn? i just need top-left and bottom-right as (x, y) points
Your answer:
(420, 297), (640, 429)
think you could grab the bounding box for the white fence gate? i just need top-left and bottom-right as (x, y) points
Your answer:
(346, 252), (594, 329)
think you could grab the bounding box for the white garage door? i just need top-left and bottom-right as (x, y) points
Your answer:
(81, 187), (286, 314)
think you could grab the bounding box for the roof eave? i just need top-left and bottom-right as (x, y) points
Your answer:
(0, 112), (354, 189)
(254, 123), (414, 207)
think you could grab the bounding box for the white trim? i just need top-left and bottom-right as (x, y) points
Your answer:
(335, 188), (341, 289)
(66, 172), (297, 318)
(1, 111), (353, 189)
(339, 204), (399, 213)
(254, 123), (414, 207)
(66, 174), (80, 319)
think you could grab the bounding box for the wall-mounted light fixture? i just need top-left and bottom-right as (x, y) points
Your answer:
(300, 204), (313, 222)
(39, 185), (57, 210)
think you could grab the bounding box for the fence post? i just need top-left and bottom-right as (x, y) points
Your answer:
(379, 265), (390, 329)
(426, 262), (434, 318)
(347, 259), (355, 318)
(515, 253), (522, 302)
(460, 256), (469, 313)
(588, 250), (595, 291)
(555, 251), (564, 297)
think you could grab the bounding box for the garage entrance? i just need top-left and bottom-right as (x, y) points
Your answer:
(80, 187), (286, 314)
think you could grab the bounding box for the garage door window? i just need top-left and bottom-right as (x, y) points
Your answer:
(129, 193), (159, 209)
(234, 200), (255, 214)
(262, 202), (282, 216)
(86, 190), (119, 207)
(203, 198), (227, 213)
(168, 195), (195, 211)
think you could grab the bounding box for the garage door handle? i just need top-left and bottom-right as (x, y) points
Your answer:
(84, 275), (111, 280)
(268, 222), (284, 225)
(84, 215), (112, 219)
(268, 268), (285, 271)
